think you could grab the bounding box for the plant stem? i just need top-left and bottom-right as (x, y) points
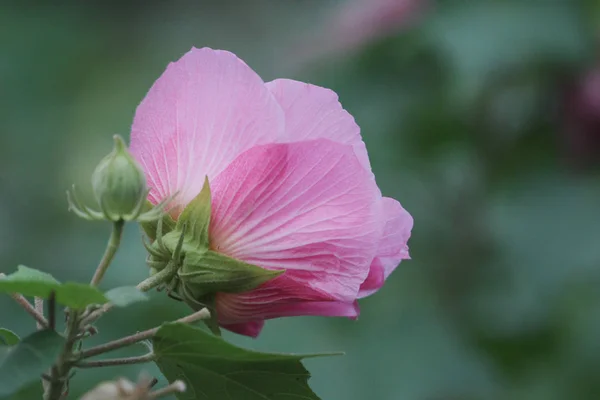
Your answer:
(9, 293), (48, 328)
(43, 310), (81, 400)
(90, 219), (125, 286)
(80, 308), (210, 359)
(136, 262), (177, 292)
(84, 260), (177, 324)
(75, 353), (155, 368)
(34, 297), (44, 329)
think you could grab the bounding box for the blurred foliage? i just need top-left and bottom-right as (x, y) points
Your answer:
(1, 0), (599, 399)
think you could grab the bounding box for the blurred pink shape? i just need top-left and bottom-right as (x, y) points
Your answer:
(129, 48), (413, 337)
(287, 0), (426, 69)
(562, 66), (600, 167)
(330, 0), (425, 51)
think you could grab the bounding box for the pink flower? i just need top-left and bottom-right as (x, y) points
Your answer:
(327, 0), (425, 52)
(288, 0), (426, 69)
(129, 47), (413, 337)
(562, 66), (600, 168)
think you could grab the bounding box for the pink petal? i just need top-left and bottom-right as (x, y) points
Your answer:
(216, 275), (359, 331)
(221, 320), (265, 338)
(265, 79), (372, 173)
(129, 47), (284, 211)
(210, 139), (383, 302)
(358, 197), (413, 297)
(356, 258), (385, 297)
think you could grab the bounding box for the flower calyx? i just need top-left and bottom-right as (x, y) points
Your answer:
(141, 178), (283, 320)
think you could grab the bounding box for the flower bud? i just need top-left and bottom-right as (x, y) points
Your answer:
(91, 135), (147, 220)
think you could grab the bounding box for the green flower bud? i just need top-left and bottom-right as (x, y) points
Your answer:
(91, 135), (147, 221)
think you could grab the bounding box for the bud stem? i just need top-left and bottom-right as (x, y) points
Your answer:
(90, 220), (125, 286)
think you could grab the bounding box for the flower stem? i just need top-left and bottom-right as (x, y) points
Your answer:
(80, 308), (210, 359)
(136, 261), (177, 292)
(81, 259), (176, 326)
(90, 219), (125, 286)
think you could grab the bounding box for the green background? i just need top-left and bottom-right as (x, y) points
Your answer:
(1, 1), (600, 399)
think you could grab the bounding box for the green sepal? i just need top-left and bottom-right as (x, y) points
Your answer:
(139, 200), (176, 241)
(176, 176), (211, 250)
(178, 249), (283, 297)
(179, 290), (222, 336)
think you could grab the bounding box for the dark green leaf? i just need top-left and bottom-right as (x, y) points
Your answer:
(104, 286), (149, 307)
(140, 200), (176, 241)
(153, 323), (328, 400)
(179, 292), (222, 336)
(0, 329), (20, 346)
(0, 329), (65, 397)
(176, 176), (211, 250)
(179, 250), (283, 297)
(0, 265), (108, 309)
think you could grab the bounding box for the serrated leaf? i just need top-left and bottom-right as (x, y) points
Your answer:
(153, 323), (328, 400)
(104, 286), (149, 307)
(0, 329), (20, 346)
(178, 250), (283, 297)
(0, 265), (108, 309)
(140, 200), (176, 241)
(176, 176), (211, 250)
(0, 329), (65, 397)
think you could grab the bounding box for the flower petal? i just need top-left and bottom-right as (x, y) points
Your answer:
(220, 320), (265, 338)
(216, 275), (359, 330)
(210, 139), (383, 301)
(358, 197), (413, 297)
(265, 79), (371, 172)
(356, 258), (385, 298)
(130, 47), (284, 211)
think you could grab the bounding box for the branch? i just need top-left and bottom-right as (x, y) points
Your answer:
(75, 353), (155, 368)
(10, 293), (49, 329)
(80, 308), (210, 359)
(34, 297), (44, 330)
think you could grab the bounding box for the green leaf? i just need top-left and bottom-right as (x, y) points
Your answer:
(0, 265), (108, 309)
(176, 176), (211, 250)
(153, 323), (328, 400)
(0, 329), (65, 397)
(0, 345), (10, 364)
(0, 329), (20, 346)
(178, 291), (222, 336)
(140, 200), (176, 241)
(179, 250), (283, 297)
(104, 286), (149, 307)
